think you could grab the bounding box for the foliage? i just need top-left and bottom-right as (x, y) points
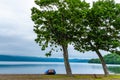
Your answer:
(74, 0), (120, 76)
(74, 0), (120, 53)
(89, 53), (120, 64)
(31, 0), (89, 56)
(31, 0), (120, 76)
(31, 0), (89, 75)
(88, 58), (101, 63)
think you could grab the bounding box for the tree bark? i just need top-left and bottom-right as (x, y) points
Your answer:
(62, 45), (72, 76)
(95, 49), (109, 76)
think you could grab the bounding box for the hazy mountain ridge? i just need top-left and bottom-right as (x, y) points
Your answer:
(0, 55), (89, 63)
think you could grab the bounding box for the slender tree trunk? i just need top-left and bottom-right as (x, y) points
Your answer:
(62, 45), (72, 76)
(95, 49), (109, 76)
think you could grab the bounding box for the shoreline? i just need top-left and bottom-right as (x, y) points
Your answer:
(0, 74), (120, 80)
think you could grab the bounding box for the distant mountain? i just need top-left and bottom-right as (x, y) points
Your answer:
(0, 55), (89, 63)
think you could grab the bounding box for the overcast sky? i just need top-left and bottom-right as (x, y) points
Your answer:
(0, 0), (119, 59)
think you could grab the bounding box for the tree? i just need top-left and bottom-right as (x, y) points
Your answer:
(31, 0), (89, 75)
(74, 0), (120, 76)
(89, 53), (120, 64)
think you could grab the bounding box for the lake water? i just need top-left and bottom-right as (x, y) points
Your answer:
(0, 62), (120, 74)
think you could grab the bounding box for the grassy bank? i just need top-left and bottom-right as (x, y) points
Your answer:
(0, 74), (120, 80)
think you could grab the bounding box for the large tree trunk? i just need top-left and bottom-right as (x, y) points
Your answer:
(62, 45), (72, 75)
(95, 49), (109, 76)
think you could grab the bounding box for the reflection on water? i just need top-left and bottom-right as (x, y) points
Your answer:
(108, 66), (120, 74)
(0, 62), (119, 74)
(0, 62), (66, 74)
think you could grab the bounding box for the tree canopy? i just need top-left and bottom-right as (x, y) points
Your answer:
(31, 0), (89, 56)
(89, 53), (120, 64)
(31, 0), (89, 75)
(74, 0), (120, 53)
(31, 0), (120, 76)
(74, 0), (120, 76)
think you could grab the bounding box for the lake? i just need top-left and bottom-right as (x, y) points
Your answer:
(0, 62), (120, 74)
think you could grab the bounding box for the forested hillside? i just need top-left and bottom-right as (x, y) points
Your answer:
(88, 53), (120, 64)
(0, 55), (89, 63)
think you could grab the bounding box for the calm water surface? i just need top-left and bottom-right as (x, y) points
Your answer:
(0, 62), (119, 74)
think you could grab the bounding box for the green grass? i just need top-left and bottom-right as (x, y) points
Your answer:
(0, 74), (120, 80)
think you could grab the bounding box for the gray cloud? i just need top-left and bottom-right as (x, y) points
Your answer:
(0, 0), (112, 58)
(0, 0), (44, 56)
(0, 35), (44, 56)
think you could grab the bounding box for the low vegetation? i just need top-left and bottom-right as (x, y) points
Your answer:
(0, 74), (120, 80)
